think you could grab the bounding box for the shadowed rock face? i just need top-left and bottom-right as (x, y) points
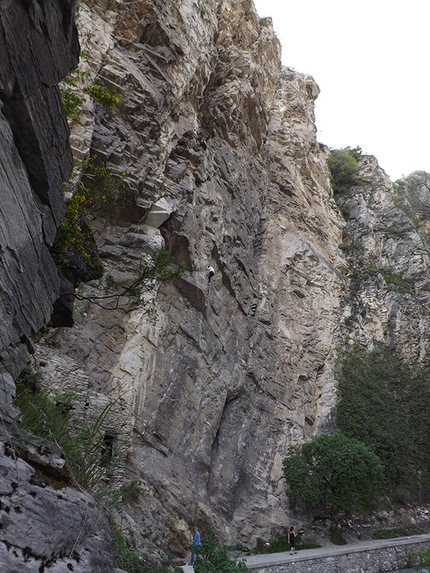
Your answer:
(0, 2), (126, 572)
(0, 0), (79, 379)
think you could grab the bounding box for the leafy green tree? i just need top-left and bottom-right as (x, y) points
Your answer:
(336, 342), (430, 500)
(328, 146), (363, 194)
(282, 432), (384, 518)
(194, 531), (249, 573)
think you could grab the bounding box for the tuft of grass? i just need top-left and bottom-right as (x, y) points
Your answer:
(329, 526), (347, 545)
(110, 520), (171, 573)
(259, 17), (271, 26)
(14, 365), (122, 495)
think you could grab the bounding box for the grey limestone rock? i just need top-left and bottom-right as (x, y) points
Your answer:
(0, 1), (125, 571)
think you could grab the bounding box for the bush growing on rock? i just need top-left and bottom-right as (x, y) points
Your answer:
(194, 531), (249, 573)
(328, 146), (363, 194)
(14, 365), (122, 493)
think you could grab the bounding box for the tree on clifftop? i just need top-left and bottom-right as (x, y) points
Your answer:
(282, 431), (384, 519)
(328, 146), (363, 194)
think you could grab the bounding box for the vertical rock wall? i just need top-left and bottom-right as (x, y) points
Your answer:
(0, 2), (125, 571)
(34, 0), (348, 551)
(0, 0), (78, 382)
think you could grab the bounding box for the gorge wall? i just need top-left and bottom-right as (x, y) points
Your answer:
(38, 0), (346, 551)
(0, 1), (124, 571)
(1, 0), (430, 570)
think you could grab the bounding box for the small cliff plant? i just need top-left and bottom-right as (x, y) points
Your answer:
(60, 23), (121, 123)
(76, 247), (188, 312)
(109, 520), (172, 573)
(14, 365), (122, 494)
(84, 79), (122, 111)
(52, 155), (130, 284)
(52, 154), (188, 311)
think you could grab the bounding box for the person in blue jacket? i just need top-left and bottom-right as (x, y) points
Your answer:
(188, 526), (202, 565)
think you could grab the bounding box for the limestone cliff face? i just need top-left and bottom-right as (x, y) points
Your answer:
(31, 0), (430, 556)
(30, 0), (350, 553)
(337, 163), (430, 356)
(2, 0), (430, 568)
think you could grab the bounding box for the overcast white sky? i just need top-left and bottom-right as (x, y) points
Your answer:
(252, 0), (430, 181)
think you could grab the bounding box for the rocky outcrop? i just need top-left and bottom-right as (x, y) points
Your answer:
(336, 161), (430, 356)
(0, 426), (123, 573)
(25, 0), (389, 554)
(28, 0), (430, 557)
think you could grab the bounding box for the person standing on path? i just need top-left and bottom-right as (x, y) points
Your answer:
(189, 526), (202, 565)
(288, 526), (297, 555)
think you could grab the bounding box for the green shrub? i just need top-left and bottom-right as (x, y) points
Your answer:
(53, 154), (187, 309)
(381, 269), (413, 293)
(14, 365), (121, 494)
(328, 147), (363, 194)
(407, 548), (430, 567)
(252, 534), (320, 554)
(110, 520), (171, 573)
(60, 88), (84, 123)
(372, 527), (422, 540)
(194, 531), (249, 573)
(84, 80), (121, 111)
(52, 156), (130, 284)
(120, 481), (149, 505)
(329, 525), (347, 545)
(77, 247), (188, 312)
